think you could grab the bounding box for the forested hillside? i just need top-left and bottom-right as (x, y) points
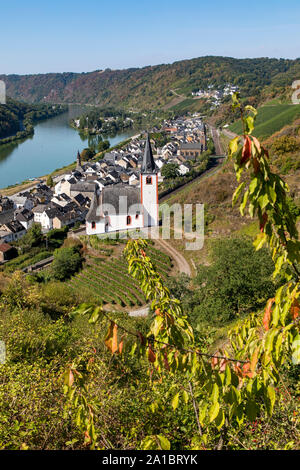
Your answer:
(1, 56), (300, 110)
(0, 99), (67, 144)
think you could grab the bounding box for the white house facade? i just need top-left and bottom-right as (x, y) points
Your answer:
(86, 135), (159, 235)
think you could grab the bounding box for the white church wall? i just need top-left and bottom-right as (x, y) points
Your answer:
(86, 220), (105, 235)
(105, 213), (143, 233)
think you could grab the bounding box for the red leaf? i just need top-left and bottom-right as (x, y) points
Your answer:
(148, 344), (156, 363)
(291, 300), (300, 320)
(68, 369), (74, 387)
(252, 136), (261, 153)
(234, 361), (243, 377)
(118, 334), (125, 354)
(253, 157), (260, 174)
(163, 351), (170, 371)
(211, 357), (218, 368)
(242, 362), (254, 378)
(260, 212), (268, 232)
(263, 298), (275, 331)
(105, 321), (118, 353)
(241, 136), (252, 163)
(219, 358), (227, 371)
(137, 332), (146, 346)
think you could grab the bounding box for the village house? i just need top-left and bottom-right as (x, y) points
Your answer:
(14, 208), (34, 230)
(9, 195), (34, 211)
(0, 220), (26, 243)
(0, 196), (14, 213)
(0, 243), (17, 263)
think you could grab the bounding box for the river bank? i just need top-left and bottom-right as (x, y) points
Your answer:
(0, 105), (135, 191)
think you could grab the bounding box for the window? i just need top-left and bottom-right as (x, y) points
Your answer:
(135, 211), (140, 219)
(146, 176), (152, 185)
(91, 221), (96, 229)
(126, 215), (131, 225)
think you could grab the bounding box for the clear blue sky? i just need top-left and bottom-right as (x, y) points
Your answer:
(1, 0), (300, 74)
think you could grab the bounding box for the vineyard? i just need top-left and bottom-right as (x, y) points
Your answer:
(68, 243), (172, 309)
(228, 103), (300, 140)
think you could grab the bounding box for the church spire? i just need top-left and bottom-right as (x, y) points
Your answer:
(141, 133), (156, 174)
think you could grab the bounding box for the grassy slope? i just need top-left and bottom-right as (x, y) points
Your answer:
(229, 104), (300, 139)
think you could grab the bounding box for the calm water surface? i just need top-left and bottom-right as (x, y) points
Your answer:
(0, 105), (135, 189)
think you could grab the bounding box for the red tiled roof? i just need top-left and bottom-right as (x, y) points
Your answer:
(0, 243), (13, 253)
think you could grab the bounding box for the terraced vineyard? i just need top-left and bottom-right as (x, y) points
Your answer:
(68, 244), (172, 308)
(228, 104), (300, 140)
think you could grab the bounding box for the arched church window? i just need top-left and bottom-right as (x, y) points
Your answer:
(146, 176), (152, 185)
(91, 221), (96, 229)
(126, 215), (131, 225)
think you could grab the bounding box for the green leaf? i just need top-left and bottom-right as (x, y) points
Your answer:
(245, 400), (257, 421)
(199, 403), (208, 425)
(172, 392), (180, 410)
(265, 385), (276, 416)
(157, 434), (171, 450)
(253, 232), (267, 251)
(209, 402), (220, 423)
(229, 136), (239, 158)
(292, 334), (300, 365)
(249, 177), (259, 195)
(240, 189), (249, 215)
(182, 390), (189, 404)
(268, 186), (277, 204)
(215, 408), (225, 430)
(152, 315), (164, 336)
(232, 182), (246, 207)
(88, 306), (102, 324)
(211, 383), (219, 403)
(245, 115), (255, 135)
(225, 364), (231, 386)
(257, 193), (269, 210)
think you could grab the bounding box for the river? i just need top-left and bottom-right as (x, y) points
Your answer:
(0, 105), (135, 189)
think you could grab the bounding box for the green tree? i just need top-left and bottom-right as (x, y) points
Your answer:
(97, 140), (110, 152)
(161, 163), (180, 179)
(18, 223), (43, 252)
(189, 238), (275, 325)
(50, 246), (82, 281)
(80, 148), (95, 161)
(46, 175), (54, 187)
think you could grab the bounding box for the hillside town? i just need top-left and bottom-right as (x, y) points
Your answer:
(192, 83), (239, 108)
(0, 115), (207, 260)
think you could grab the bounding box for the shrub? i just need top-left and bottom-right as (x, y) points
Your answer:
(50, 246), (83, 281)
(189, 237), (276, 326)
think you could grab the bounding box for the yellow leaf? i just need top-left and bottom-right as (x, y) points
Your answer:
(105, 321), (118, 353)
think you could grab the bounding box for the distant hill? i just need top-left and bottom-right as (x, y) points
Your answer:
(1, 56), (300, 111)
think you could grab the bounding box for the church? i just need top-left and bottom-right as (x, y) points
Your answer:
(86, 134), (159, 235)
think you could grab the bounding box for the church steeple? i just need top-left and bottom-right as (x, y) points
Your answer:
(141, 133), (156, 174)
(76, 150), (82, 171)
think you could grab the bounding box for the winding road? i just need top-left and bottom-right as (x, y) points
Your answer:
(155, 237), (191, 276)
